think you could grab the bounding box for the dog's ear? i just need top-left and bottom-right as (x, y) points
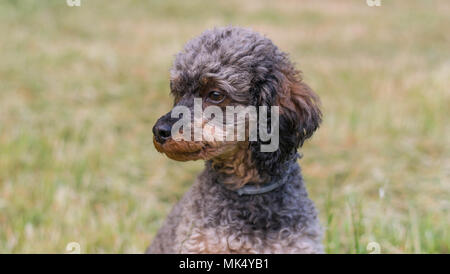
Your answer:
(277, 68), (322, 150)
(249, 65), (321, 176)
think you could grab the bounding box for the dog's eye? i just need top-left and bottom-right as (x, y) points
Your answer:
(207, 90), (226, 103)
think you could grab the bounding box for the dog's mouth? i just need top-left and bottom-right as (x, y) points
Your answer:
(153, 137), (237, 162)
(153, 137), (206, 161)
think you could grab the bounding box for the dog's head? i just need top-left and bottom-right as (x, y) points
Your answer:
(153, 27), (321, 187)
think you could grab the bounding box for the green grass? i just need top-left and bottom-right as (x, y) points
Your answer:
(0, 0), (449, 253)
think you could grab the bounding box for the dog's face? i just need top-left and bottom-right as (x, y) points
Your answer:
(152, 77), (246, 162)
(153, 27), (321, 184)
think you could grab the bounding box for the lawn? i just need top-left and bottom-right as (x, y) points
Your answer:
(0, 0), (448, 253)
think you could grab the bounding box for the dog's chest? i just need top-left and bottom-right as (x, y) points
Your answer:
(173, 215), (321, 254)
(170, 171), (323, 253)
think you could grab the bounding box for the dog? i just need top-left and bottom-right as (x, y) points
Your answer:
(147, 26), (323, 253)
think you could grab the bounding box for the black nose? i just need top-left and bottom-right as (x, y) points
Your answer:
(153, 123), (171, 144)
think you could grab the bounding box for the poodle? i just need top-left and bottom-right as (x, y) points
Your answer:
(147, 26), (323, 253)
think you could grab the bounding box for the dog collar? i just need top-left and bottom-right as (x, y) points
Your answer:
(235, 178), (288, 196)
(214, 155), (299, 196)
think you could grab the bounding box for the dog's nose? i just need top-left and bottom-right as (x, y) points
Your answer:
(153, 123), (171, 144)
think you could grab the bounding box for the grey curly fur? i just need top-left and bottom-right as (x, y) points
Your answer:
(147, 26), (323, 253)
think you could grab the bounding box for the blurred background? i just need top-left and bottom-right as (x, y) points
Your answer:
(0, 0), (448, 253)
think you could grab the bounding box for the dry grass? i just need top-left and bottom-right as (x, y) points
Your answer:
(0, 0), (448, 253)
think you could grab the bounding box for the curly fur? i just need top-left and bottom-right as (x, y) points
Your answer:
(147, 26), (323, 253)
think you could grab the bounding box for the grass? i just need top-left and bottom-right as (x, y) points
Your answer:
(0, 0), (449, 253)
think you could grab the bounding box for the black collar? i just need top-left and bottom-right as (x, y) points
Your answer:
(211, 155), (299, 196)
(234, 178), (288, 196)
